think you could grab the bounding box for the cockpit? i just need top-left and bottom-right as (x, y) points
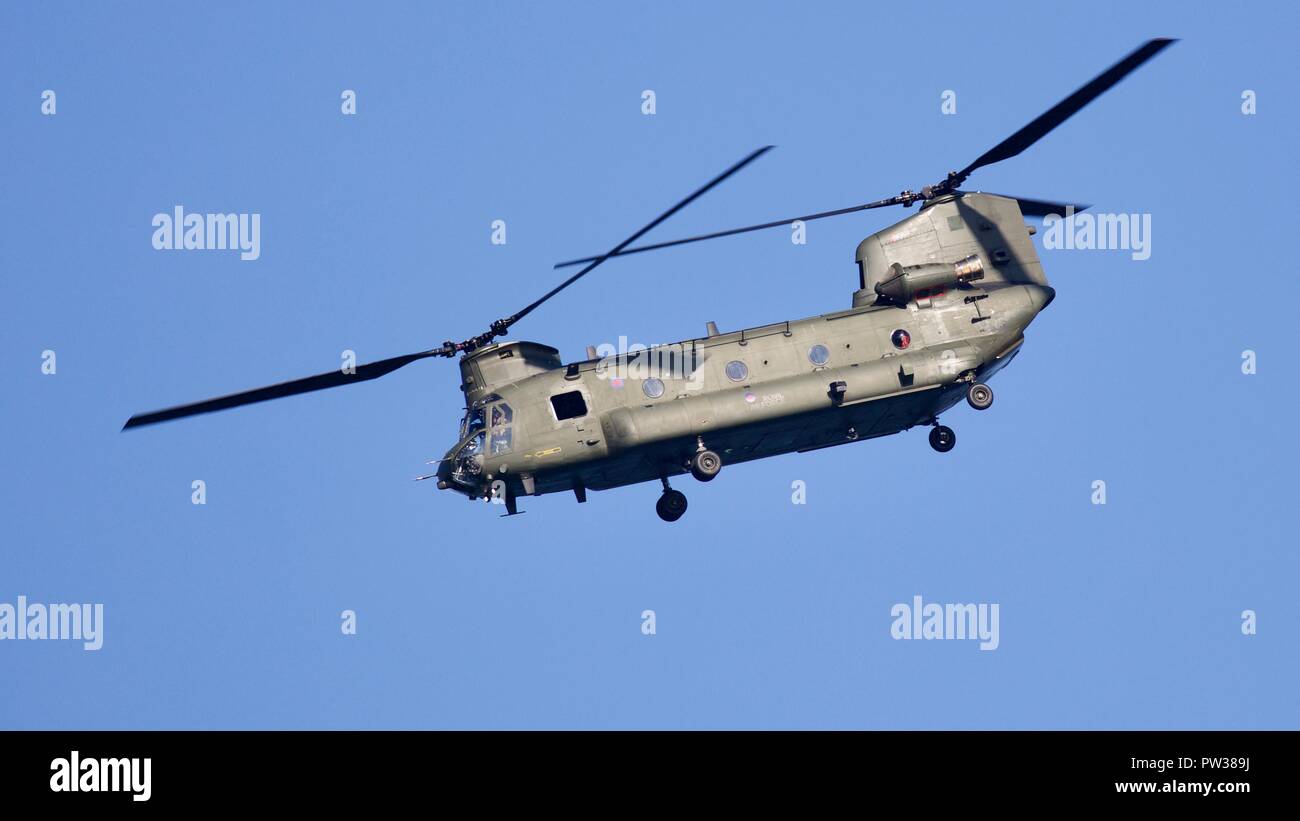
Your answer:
(450, 430), (485, 484)
(445, 394), (516, 491)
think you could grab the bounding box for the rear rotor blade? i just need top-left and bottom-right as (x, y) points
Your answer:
(956, 38), (1176, 181)
(553, 195), (901, 270)
(512, 146), (773, 318)
(552, 40), (1173, 270)
(979, 194), (1091, 218)
(122, 350), (438, 430)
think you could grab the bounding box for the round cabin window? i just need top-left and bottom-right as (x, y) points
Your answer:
(891, 329), (912, 350)
(642, 377), (665, 399)
(808, 344), (830, 366)
(725, 360), (749, 382)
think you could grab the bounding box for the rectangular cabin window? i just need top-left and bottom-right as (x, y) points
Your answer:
(550, 390), (587, 421)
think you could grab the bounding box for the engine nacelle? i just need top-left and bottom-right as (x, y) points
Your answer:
(874, 254), (984, 304)
(850, 192), (1049, 308)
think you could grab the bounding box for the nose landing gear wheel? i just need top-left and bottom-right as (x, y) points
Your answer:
(929, 425), (956, 453)
(690, 449), (722, 482)
(967, 382), (994, 410)
(656, 489), (688, 522)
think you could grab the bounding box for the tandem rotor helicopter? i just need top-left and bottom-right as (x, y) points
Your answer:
(126, 39), (1176, 522)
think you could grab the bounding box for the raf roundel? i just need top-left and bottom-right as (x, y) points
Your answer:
(891, 329), (911, 350)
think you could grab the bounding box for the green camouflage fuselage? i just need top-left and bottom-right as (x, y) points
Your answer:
(438, 192), (1055, 503)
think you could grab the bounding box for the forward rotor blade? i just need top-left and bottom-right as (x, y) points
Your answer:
(509, 145), (773, 321)
(980, 194), (1091, 218)
(122, 350), (438, 430)
(125, 150), (774, 430)
(956, 38), (1176, 180)
(552, 196), (900, 270)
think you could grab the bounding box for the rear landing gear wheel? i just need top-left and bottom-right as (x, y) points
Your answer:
(967, 382), (994, 411)
(929, 425), (956, 453)
(656, 489), (688, 522)
(690, 449), (722, 482)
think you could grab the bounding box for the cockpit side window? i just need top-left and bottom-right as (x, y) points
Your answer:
(490, 428), (513, 455)
(488, 402), (514, 455)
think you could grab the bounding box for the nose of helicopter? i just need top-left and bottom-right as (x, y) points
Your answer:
(434, 448), (456, 491)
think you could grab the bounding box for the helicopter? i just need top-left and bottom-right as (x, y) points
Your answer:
(125, 38), (1176, 522)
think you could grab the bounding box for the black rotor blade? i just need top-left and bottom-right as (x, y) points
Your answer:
(510, 145), (773, 320)
(552, 195), (901, 269)
(981, 194), (1091, 218)
(956, 38), (1176, 180)
(553, 40), (1172, 270)
(124, 148), (774, 430)
(122, 350), (438, 430)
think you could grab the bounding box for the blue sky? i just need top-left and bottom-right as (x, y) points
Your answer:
(1, 1), (1295, 728)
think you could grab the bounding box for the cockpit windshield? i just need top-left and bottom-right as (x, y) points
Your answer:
(453, 396), (513, 484)
(459, 406), (486, 440)
(458, 431), (484, 459)
(451, 431), (486, 484)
